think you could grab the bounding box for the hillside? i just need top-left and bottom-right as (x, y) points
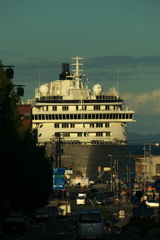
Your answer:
(128, 132), (160, 145)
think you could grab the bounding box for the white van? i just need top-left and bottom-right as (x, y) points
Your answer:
(75, 209), (104, 239)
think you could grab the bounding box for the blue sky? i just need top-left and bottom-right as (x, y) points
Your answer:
(1, 0), (160, 135)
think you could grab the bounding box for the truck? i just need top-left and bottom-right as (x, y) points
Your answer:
(3, 210), (26, 235)
(56, 201), (72, 218)
(70, 177), (89, 187)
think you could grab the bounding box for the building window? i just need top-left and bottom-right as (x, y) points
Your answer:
(96, 123), (103, 128)
(96, 132), (103, 136)
(62, 106), (69, 111)
(105, 123), (110, 127)
(63, 133), (70, 137)
(78, 133), (82, 137)
(90, 123), (94, 128)
(94, 105), (100, 110)
(106, 132), (110, 136)
(105, 105), (110, 110)
(55, 123), (59, 128)
(156, 164), (160, 174)
(70, 124), (75, 128)
(53, 106), (57, 111)
(62, 123), (69, 128)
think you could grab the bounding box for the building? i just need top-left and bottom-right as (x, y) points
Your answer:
(135, 155), (160, 183)
(18, 104), (32, 128)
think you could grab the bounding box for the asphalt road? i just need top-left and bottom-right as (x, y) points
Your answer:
(0, 186), (154, 240)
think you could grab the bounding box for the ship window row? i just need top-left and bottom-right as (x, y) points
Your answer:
(44, 105), (121, 111)
(54, 123), (110, 128)
(39, 95), (120, 101)
(54, 132), (111, 137)
(33, 113), (133, 120)
(38, 96), (123, 102)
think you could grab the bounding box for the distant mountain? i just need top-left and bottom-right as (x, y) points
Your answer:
(128, 132), (160, 144)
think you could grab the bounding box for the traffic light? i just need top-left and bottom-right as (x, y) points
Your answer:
(98, 166), (101, 173)
(6, 68), (14, 79)
(69, 166), (72, 170)
(17, 87), (24, 96)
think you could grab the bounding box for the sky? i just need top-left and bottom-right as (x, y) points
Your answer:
(1, 0), (160, 135)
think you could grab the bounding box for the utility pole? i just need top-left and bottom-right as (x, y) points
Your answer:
(55, 133), (62, 168)
(108, 155), (113, 192)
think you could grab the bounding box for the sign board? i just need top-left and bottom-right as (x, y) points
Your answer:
(132, 208), (154, 216)
(154, 179), (160, 193)
(65, 170), (73, 174)
(81, 178), (89, 186)
(53, 168), (65, 190)
(53, 168), (65, 174)
(119, 210), (125, 218)
(53, 175), (65, 190)
(104, 167), (111, 171)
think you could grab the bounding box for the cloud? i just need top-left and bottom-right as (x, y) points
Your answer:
(122, 89), (160, 115)
(86, 55), (160, 68)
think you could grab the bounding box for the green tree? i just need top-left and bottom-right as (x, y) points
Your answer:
(0, 61), (53, 215)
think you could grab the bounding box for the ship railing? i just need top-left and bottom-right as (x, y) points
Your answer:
(96, 95), (121, 100)
(52, 139), (128, 146)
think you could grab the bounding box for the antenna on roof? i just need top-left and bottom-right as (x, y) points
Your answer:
(39, 67), (41, 88)
(116, 67), (119, 93)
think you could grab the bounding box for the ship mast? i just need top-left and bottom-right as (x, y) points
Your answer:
(71, 56), (84, 85)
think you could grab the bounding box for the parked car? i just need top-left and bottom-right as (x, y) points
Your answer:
(35, 211), (48, 221)
(76, 196), (85, 205)
(95, 196), (106, 205)
(145, 199), (159, 207)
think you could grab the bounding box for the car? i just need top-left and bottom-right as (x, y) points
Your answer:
(89, 188), (98, 197)
(89, 178), (95, 185)
(78, 190), (87, 198)
(35, 211), (48, 221)
(95, 196), (106, 205)
(94, 191), (104, 199)
(75, 209), (105, 239)
(76, 196), (85, 205)
(145, 199), (159, 207)
(104, 220), (114, 234)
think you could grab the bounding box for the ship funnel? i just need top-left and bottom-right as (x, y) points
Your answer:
(59, 63), (71, 80)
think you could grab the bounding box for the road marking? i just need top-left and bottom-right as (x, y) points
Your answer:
(89, 199), (94, 207)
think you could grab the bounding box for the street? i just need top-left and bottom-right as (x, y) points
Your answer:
(0, 186), (156, 240)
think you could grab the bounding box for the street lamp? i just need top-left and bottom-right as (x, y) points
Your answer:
(0, 65), (25, 96)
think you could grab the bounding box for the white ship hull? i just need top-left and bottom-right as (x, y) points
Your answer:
(30, 57), (135, 180)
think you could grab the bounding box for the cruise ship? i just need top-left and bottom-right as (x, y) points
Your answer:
(31, 57), (135, 179)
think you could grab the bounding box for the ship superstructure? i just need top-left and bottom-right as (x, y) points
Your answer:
(32, 57), (135, 179)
